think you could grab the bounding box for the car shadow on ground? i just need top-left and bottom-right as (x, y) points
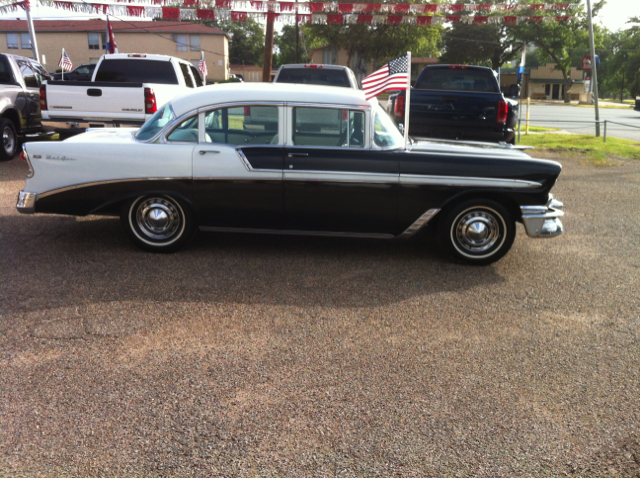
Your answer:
(2, 213), (506, 315)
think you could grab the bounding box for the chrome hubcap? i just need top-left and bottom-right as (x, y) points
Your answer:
(3, 126), (15, 154)
(136, 197), (181, 240)
(455, 210), (501, 253)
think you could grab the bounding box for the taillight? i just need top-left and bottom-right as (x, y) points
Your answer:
(20, 151), (26, 160)
(497, 100), (508, 124)
(244, 106), (251, 116)
(39, 84), (47, 110)
(393, 94), (405, 118)
(144, 87), (157, 114)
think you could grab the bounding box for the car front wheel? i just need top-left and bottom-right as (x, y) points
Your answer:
(439, 199), (515, 265)
(0, 118), (18, 161)
(121, 195), (194, 253)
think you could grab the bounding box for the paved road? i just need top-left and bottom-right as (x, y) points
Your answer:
(1, 154), (639, 476)
(519, 103), (640, 142)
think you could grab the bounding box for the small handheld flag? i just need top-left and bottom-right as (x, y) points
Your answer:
(58, 48), (73, 72)
(198, 51), (208, 81)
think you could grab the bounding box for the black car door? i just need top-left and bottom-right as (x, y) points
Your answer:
(283, 106), (399, 234)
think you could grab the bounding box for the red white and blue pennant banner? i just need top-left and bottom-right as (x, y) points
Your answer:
(1, 0), (578, 23)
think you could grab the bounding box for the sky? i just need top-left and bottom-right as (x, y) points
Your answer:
(2, 0), (640, 31)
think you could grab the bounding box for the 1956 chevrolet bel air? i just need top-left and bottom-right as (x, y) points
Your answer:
(17, 82), (564, 265)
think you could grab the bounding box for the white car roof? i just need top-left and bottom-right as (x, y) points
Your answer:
(169, 82), (374, 117)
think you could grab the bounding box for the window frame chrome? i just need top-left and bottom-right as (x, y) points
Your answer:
(284, 102), (370, 149)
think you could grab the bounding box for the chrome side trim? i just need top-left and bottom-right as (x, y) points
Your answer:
(37, 177), (193, 199)
(400, 174), (542, 189)
(199, 226), (394, 240)
(16, 190), (37, 214)
(398, 208), (441, 238)
(236, 149), (282, 173)
(284, 170), (398, 183)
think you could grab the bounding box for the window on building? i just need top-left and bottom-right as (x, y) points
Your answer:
(20, 33), (31, 49)
(102, 32), (107, 50)
(6, 34), (19, 49)
(190, 35), (201, 51)
(174, 34), (188, 51)
(88, 33), (100, 50)
(322, 48), (337, 65)
(545, 84), (551, 96)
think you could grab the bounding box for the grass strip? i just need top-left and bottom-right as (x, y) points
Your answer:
(518, 134), (640, 166)
(515, 126), (561, 132)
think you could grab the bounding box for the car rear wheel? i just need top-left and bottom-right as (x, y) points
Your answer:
(438, 199), (515, 265)
(0, 118), (18, 161)
(121, 195), (194, 253)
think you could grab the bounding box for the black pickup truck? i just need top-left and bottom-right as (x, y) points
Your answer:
(388, 64), (518, 144)
(0, 53), (51, 160)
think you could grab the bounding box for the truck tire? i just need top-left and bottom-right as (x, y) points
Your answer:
(0, 118), (18, 161)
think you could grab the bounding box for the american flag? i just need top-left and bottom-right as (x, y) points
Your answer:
(362, 54), (409, 101)
(58, 48), (73, 72)
(198, 51), (208, 80)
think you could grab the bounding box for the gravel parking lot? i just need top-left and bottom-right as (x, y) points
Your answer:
(1, 152), (639, 477)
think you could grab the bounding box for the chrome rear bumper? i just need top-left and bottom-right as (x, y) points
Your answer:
(521, 195), (564, 238)
(16, 191), (37, 214)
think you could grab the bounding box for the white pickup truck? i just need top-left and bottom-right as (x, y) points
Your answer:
(40, 53), (204, 126)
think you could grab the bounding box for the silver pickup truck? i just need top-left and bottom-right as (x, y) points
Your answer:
(0, 53), (51, 160)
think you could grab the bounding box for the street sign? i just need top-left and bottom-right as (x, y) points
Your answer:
(582, 55), (600, 71)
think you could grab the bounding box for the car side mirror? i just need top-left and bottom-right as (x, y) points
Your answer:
(509, 84), (521, 99)
(398, 123), (405, 135)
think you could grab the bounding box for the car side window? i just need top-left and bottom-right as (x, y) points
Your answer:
(17, 60), (38, 88)
(292, 107), (364, 148)
(204, 106), (279, 146)
(166, 115), (199, 143)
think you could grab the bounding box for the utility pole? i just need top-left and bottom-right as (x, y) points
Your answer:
(295, 9), (299, 63)
(262, 12), (275, 82)
(25, 0), (40, 62)
(586, 0), (600, 136)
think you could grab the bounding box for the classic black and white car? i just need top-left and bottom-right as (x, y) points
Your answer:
(17, 83), (564, 264)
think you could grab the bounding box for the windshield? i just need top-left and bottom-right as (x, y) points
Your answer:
(373, 105), (404, 148)
(135, 104), (175, 140)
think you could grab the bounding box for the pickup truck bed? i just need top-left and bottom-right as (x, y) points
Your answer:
(388, 65), (518, 144)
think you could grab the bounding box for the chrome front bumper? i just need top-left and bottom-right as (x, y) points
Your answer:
(521, 195), (564, 238)
(16, 190), (37, 214)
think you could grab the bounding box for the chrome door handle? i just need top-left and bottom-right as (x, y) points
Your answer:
(199, 150), (220, 155)
(287, 152), (309, 158)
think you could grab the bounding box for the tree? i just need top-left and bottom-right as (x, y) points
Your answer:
(207, 18), (265, 66)
(274, 25), (310, 67)
(510, 0), (605, 103)
(440, 0), (522, 69)
(304, 0), (442, 71)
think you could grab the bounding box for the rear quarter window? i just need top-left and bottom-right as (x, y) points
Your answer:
(95, 59), (179, 84)
(277, 68), (351, 88)
(415, 68), (499, 93)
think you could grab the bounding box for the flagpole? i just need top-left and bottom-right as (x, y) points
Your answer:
(106, 15), (109, 54)
(61, 48), (64, 81)
(403, 51), (411, 150)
